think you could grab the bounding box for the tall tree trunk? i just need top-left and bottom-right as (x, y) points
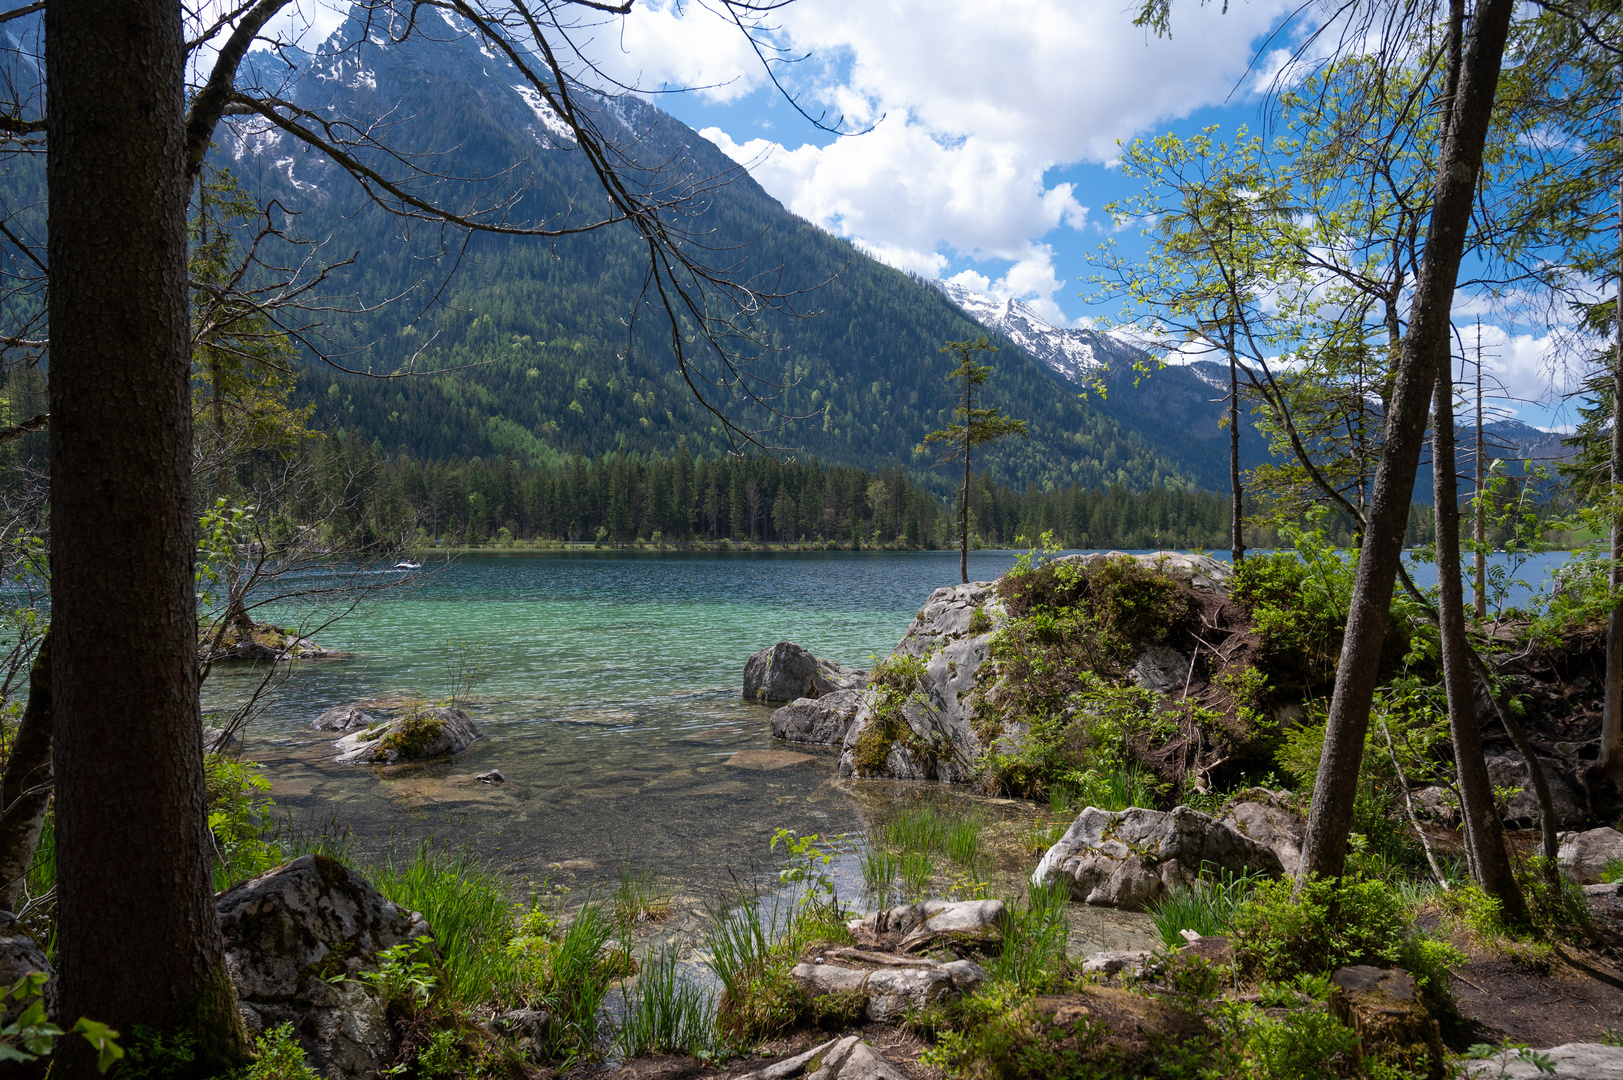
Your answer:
(1474, 321), (1487, 620)
(961, 377), (971, 585)
(1602, 83), (1623, 781)
(1229, 351), (1244, 565)
(46, 1), (249, 1074)
(1435, 360), (1527, 925)
(0, 633), (51, 914)
(1298, 0), (1515, 883)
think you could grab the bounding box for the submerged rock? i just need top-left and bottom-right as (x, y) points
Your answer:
(217, 854), (431, 1080)
(1033, 806), (1282, 911)
(312, 704), (378, 733)
(770, 688), (864, 745)
(743, 642), (866, 703)
(332, 706), (481, 765)
(1558, 826), (1623, 880)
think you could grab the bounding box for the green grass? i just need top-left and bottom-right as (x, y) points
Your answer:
(1148, 866), (1260, 948)
(900, 850), (936, 895)
(860, 845), (898, 899)
(365, 842), (520, 1005)
(1603, 857), (1623, 885)
(617, 949), (717, 1059)
(945, 814), (983, 869)
(884, 807), (947, 854)
(614, 866), (672, 929)
(989, 881), (1068, 989)
(1067, 765), (1160, 813)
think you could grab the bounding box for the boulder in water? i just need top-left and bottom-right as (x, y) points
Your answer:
(743, 642), (866, 703)
(770, 688), (864, 745)
(332, 706), (481, 765)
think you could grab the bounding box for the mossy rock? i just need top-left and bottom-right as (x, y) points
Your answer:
(1327, 966), (1444, 1080)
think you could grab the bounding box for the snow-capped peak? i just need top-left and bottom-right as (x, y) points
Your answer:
(933, 280), (1138, 385)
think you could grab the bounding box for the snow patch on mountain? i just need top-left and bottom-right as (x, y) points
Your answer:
(934, 280), (1146, 385)
(511, 85), (575, 145)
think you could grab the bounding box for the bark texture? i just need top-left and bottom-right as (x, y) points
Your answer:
(1432, 367), (1525, 925)
(0, 633), (51, 914)
(1299, 0), (1515, 882)
(46, 1), (248, 1073)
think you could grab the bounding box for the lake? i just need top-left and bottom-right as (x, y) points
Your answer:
(205, 546), (1573, 903)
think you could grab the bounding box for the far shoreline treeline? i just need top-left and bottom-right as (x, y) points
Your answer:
(302, 433), (1401, 552)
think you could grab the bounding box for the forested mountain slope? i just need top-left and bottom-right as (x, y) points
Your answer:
(220, 8), (1213, 492)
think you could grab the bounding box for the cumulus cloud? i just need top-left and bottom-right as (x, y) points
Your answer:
(623, 0), (1293, 310)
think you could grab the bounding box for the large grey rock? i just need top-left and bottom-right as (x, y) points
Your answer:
(1220, 801), (1306, 877)
(1485, 754), (1586, 829)
(771, 688), (863, 745)
(737, 1035), (906, 1080)
(838, 583), (1004, 782)
(1558, 826), (1623, 879)
(1033, 806), (1283, 911)
(1128, 645), (1191, 693)
(1461, 1044), (1623, 1078)
(743, 642), (867, 703)
(332, 706), (481, 765)
(788, 961), (958, 1022)
(0, 934), (52, 1023)
(1054, 550), (1233, 594)
(312, 704), (378, 733)
(845, 898), (1005, 956)
(217, 854), (431, 1080)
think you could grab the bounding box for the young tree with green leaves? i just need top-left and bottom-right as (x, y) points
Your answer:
(922, 338), (1028, 584)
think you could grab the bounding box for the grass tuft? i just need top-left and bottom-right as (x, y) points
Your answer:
(617, 949), (717, 1059)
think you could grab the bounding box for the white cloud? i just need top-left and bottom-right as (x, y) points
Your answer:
(655, 0), (1293, 310)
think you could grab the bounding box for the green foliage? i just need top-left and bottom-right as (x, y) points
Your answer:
(1229, 875), (1461, 1017)
(1224, 1002), (1361, 1079)
(414, 1028), (468, 1079)
(1231, 531), (1352, 688)
(377, 702), (446, 761)
(504, 901), (616, 1061)
(989, 882), (1070, 990)
(357, 940), (438, 1009)
(0, 972), (123, 1073)
(236, 1023), (319, 1080)
(204, 754), (284, 892)
(769, 828), (844, 916)
(852, 653), (931, 776)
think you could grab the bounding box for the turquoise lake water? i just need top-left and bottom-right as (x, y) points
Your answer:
(202, 546), (1573, 900)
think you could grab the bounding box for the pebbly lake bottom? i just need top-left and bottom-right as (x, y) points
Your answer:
(202, 547), (1573, 966)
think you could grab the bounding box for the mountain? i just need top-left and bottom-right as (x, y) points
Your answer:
(932, 281), (1269, 489)
(206, 9), (1228, 494)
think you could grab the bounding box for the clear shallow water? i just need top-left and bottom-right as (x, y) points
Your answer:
(205, 550), (1033, 897)
(203, 546), (1572, 901)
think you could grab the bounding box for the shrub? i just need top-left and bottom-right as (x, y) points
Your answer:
(239, 1022), (320, 1080)
(204, 754), (284, 892)
(1229, 875), (1461, 1017)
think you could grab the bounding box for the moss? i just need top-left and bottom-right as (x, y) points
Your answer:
(967, 606), (993, 635)
(806, 986), (867, 1028)
(184, 962), (254, 1077)
(378, 707), (444, 760)
(851, 652), (931, 777)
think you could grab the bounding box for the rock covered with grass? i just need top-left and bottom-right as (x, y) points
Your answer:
(744, 642), (867, 703)
(216, 854), (432, 1080)
(1461, 1043), (1623, 1078)
(836, 582), (1007, 783)
(332, 705), (481, 765)
(1032, 806), (1282, 911)
(203, 620), (337, 663)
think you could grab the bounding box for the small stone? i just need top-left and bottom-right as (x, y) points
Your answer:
(1583, 881), (1622, 899)
(475, 770), (506, 784)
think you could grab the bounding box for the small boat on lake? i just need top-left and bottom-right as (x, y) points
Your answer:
(392, 560), (422, 570)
